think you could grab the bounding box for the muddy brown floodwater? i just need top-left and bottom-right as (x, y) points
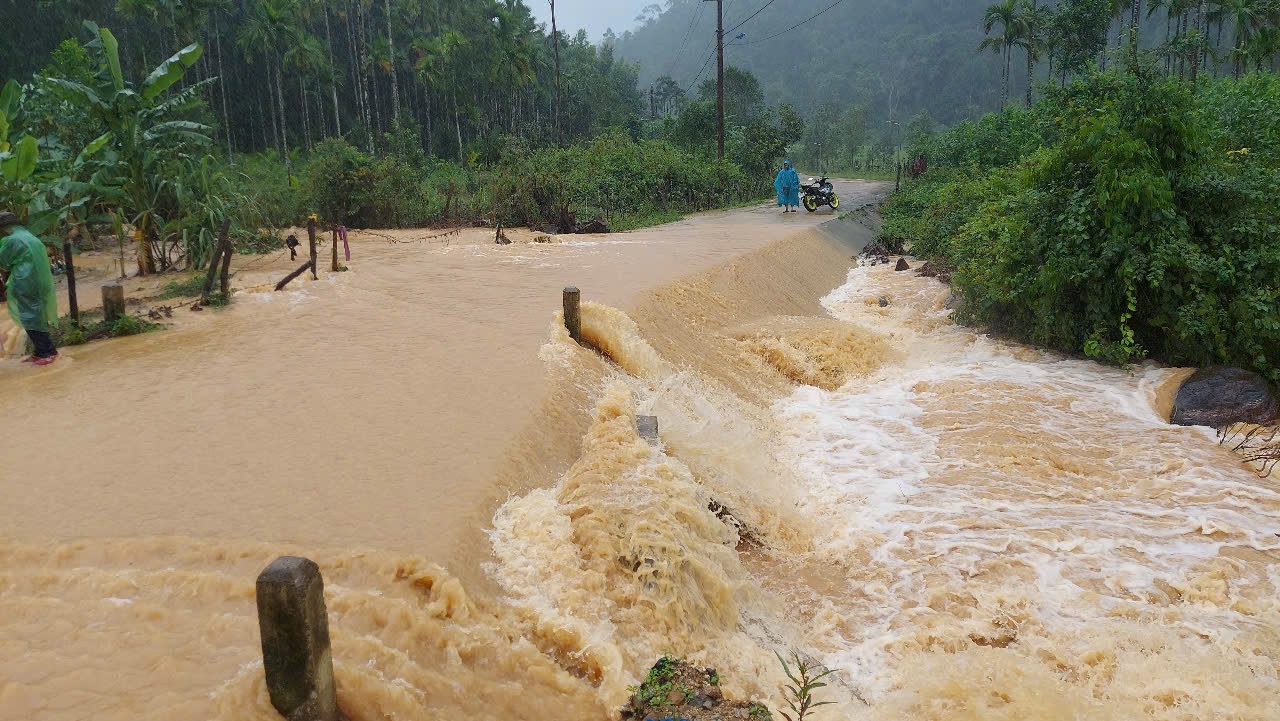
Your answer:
(2, 179), (1278, 721)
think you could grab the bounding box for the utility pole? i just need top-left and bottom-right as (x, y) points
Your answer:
(704, 0), (724, 159)
(550, 0), (562, 143)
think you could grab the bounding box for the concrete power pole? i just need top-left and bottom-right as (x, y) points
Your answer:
(703, 0), (724, 159)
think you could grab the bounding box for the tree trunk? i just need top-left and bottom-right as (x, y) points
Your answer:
(359, 3), (383, 141)
(266, 65), (279, 152)
(453, 88), (463, 160)
(1001, 48), (1009, 109)
(386, 0), (400, 125)
(214, 11), (234, 160)
(1130, 0), (1142, 67)
(301, 79), (312, 151)
(1026, 45), (1033, 107)
(324, 0), (342, 137)
(277, 59), (292, 179)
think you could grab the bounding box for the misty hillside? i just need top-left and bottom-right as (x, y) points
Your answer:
(613, 0), (1007, 124)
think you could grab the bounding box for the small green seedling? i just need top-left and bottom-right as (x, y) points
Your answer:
(775, 651), (836, 721)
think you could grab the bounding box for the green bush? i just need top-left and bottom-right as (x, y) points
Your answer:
(111, 315), (148, 337)
(886, 70), (1280, 383)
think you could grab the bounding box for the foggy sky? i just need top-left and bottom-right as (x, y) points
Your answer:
(527, 0), (644, 42)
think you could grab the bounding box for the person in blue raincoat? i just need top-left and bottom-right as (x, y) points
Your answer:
(0, 212), (59, 365)
(774, 161), (800, 213)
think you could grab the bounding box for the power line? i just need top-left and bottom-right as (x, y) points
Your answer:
(724, 0), (776, 35)
(687, 43), (717, 91)
(730, 0), (847, 45)
(662, 1), (707, 78)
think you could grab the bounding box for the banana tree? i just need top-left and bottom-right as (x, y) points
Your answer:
(43, 22), (212, 275)
(0, 80), (56, 234)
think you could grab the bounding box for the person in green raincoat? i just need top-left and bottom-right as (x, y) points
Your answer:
(0, 212), (59, 364)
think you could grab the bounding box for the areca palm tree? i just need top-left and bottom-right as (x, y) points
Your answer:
(239, 0), (300, 176)
(1213, 0), (1272, 75)
(284, 32), (327, 149)
(980, 0), (1027, 109)
(1016, 1), (1051, 107)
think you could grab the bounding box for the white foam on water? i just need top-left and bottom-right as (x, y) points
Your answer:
(774, 263), (1280, 712)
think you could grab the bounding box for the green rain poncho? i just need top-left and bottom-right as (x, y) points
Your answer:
(0, 226), (58, 334)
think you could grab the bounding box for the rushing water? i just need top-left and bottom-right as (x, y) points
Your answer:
(2, 182), (1277, 720)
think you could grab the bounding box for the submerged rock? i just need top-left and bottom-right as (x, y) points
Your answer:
(917, 260), (954, 284)
(621, 657), (769, 721)
(1171, 367), (1280, 428)
(577, 218), (610, 234)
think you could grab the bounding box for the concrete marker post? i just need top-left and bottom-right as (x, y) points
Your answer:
(256, 556), (338, 721)
(637, 416), (659, 445)
(563, 287), (581, 343)
(102, 284), (125, 323)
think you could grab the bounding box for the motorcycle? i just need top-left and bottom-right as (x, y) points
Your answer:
(800, 176), (839, 212)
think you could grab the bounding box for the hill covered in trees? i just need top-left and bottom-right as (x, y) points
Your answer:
(613, 0), (1002, 126)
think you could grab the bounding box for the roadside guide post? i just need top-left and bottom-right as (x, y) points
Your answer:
(563, 287), (582, 343)
(256, 556), (338, 721)
(102, 284), (125, 323)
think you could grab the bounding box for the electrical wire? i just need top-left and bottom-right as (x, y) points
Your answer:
(732, 0), (839, 45)
(724, 0), (776, 35)
(662, 0), (707, 78)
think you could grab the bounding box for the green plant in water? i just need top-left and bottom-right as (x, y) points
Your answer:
(158, 273), (206, 299)
(775, 652), (836, 721)
(110, 314), (147, 336)
(58, 318), (86, 346)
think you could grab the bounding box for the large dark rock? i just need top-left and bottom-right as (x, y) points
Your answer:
(576, 218), (609, 234)
(1171, 367), (1280, 428)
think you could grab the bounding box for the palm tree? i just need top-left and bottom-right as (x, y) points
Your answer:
(980, 0), (1027, 109)
(240, 0), (300, 176)
(1130, 0), (1144, 65)
(1016, 0), (1050, 107)
(1214, 0), (1268, 76)
(284, 32), (327, 149)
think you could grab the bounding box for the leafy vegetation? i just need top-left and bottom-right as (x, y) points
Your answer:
(882, 67), (1280, 382)
(3, 2), (804, 286)
(52, 311), (160, 346)
(620, 0), (1279, 168)
(775, 652), (836, 721)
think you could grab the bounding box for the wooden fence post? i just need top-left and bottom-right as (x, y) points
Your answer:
(563, 287), (581, 343)
(307, 218), (318, 280)
(256, 556), (338, 721)
(102, 284), (125, 323)
(62, 239), (79, 325)
(330, 228), (339, 272)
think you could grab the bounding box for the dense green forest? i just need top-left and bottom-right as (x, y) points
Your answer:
(619, 0), (1280, 174)
(0, 0), (805, 279)
(881, 26), (1280, 385)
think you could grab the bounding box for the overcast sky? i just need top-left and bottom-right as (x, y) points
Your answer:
(527, 0), (645, 42)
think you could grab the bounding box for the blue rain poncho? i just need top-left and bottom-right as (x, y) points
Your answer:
(774, 164), (800, 207)
(0, 226), (58, 334)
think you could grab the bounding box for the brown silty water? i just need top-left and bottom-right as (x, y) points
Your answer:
(2, 179), (1278, 720)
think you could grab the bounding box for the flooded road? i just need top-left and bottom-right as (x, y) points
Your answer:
(3, 178), (1277, 721)
(0, 183), (882, 561)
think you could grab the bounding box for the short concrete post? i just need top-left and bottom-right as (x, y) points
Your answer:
(102, 284), (125, 323)
(637, 416), (659, 444)
(256, 557), (338, 721)
(563, 287), (582, 343)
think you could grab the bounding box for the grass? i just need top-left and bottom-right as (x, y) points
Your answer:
(158, 273), (207, 299)
(52, 312), (163, 346)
